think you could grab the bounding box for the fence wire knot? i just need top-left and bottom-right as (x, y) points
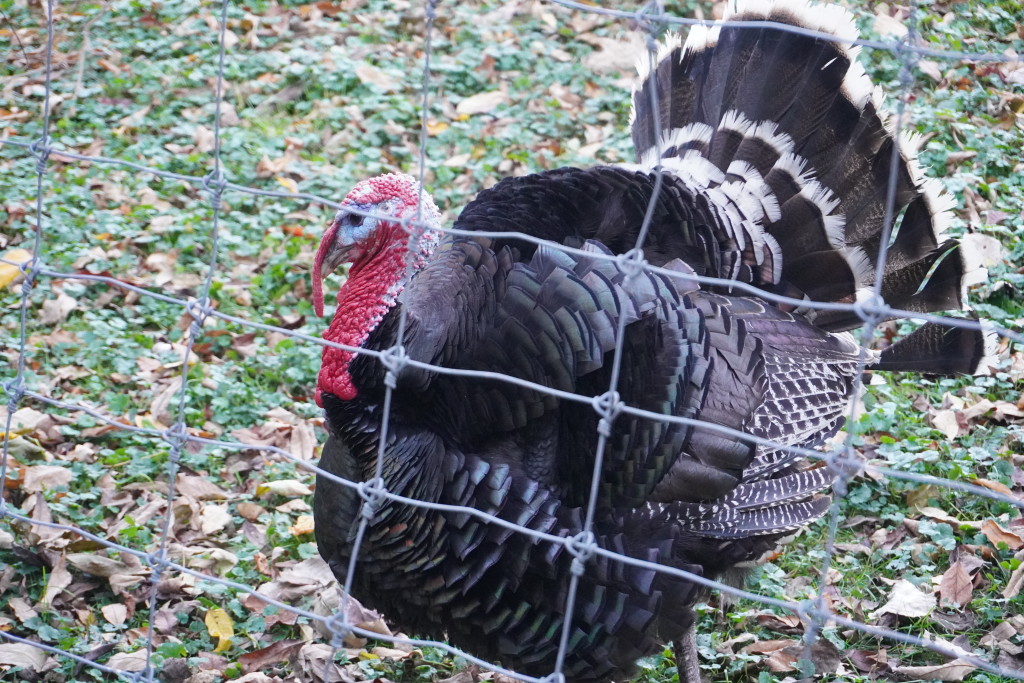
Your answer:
(565, 530), (597, 576)
(3, 378), (25, 413)
(635, 0), (666, 39)
(28, 137), (51, 174)
(852, 291), (887, 327)
(540, 674), (566, 683)
(379, 345), (409, 389)
(202, 169), (228, 210)
(145, 546), (171, 573)
(324, 612), (353, 648)
(616, 248), (648, 283)
(824, 446), (863, 497)
(163, 422), (188, 463)
(357, 477), (387, 519)
(185, 296), (211, 338)
(592, 390), (623, 438)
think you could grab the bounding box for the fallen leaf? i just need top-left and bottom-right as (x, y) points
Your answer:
(40, 291), (77, 325)
(893, 659), (977, 681)
(22, 465), (73, 492)
(918, 59), (943, 81)
(871, 578), (935, 619)
(939, 561), (974, 607)
(455, 90), (507, 116)
(40, 554), (71, 606)
(256, 479), (313, 497)
(355, 62), (399, 91)
(118, 104), (152, 127)
(276, 176), (299, 193)
(931, 409), (961, 440)
(0, 643), (49, 669)
(108, 650), (149, 672)
(176, 474), (229, 501)
(238, 639), (304, 674)
(0, 248), (32, 288)
(193, 124), (215, 153)
(205, 608), (235, 653)
(973, 478), (1016, 498)
(979, 519), (1024, 550)
(289, 514), (315, 536)
(1005, 551), (1024, 599)
(102, 603), (128, 626)
(200, 504), (233, 535)
(237, 501), (266, 521)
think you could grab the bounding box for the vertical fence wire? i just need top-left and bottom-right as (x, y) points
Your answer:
(0, 0), (1022, 682)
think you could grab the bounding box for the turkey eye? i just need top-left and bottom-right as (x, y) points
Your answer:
(341, 213), (364, 228)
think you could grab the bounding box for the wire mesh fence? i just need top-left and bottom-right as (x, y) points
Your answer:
(1, 0), (1023, 681)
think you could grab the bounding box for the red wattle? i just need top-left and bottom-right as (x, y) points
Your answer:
(316, 235), (408, 405)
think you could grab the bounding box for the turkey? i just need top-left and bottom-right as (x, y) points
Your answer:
(310, 1), (991, 681)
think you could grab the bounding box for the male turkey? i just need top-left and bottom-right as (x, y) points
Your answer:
(310, 1), (990, 681)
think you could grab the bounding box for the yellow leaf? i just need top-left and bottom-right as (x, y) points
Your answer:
(0, 248), (32, 289)
(204, 608), (234, 653)
(289, 514), (315, 536)
(426, 120), (448, 135)
(276, 177), (298, 193)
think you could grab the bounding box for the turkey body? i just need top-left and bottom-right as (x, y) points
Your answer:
(312, 2), (989, 681)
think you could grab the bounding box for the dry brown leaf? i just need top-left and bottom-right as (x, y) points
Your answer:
(973, 478), (1016, 497)
(1003, 550), (1024, 599)
(931, 409), (961, 440)
(740, 639), (793, 655)
(40, 554), (71, 606)
(237, 501), (266, 522)
(980, 519), (1024, 550)
(66, 553), (150, 593)
(193, 124), (215, 153)
(238, 639), (304, 674)
(581, 34), (644, 74)
(456, 90), (507, 116)
(102, 603), (129, 626)
(8, 597), (37, 623)
(200, 504), (233, 535)
(871, 578), (935, 619)
(176, 474), (229, 501)
(714, 632), (757, 654)
(108, 650), (149, 672)
(117, 105), (152, 127)
(289, 422), (316, 461)
(355, 62), (399, 91)
(22, 465), (72, 492)
(0, 643), (49, 670)
(289, 514), (315, 536)
(40, 291), (77, 325)
(893, 660), (977, 681)
(257, 479), (312, 497)
(939, 561), (975, 607)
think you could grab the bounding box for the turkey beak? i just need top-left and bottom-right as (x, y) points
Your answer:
(312, 219), (352, 317)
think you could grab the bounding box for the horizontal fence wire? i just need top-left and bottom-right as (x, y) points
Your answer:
(1, 0), (1022, 682)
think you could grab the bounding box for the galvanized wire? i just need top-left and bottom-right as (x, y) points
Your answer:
(1, 0), (1022, 682)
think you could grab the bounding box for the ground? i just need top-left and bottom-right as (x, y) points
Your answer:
(1, 0), (1023, 681)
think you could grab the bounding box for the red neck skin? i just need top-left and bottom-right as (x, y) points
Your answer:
(316, 237), (410, 407)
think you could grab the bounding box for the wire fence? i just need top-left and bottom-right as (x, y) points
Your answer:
(1, 0), (1022, 682)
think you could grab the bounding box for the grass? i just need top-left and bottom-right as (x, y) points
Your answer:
(1, 0), (1022, 681)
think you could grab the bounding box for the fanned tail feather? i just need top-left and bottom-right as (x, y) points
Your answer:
(630, 0), (986, 375)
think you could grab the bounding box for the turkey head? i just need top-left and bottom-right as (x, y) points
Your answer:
(312, 172), (442, 405)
